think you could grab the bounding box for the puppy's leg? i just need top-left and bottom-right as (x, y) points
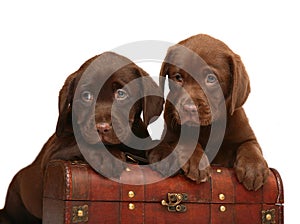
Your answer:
(1, 166), (42, 224)
(234, 141), (269, 191)
(147, 141), (180, 177)
(0, 209), (12, 224)
(179, 143), (211, 183)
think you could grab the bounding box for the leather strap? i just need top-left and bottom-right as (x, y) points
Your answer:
(125, 152), (148, 164)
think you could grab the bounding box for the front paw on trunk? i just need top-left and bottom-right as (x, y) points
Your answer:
(234, 155), (269, 191)
(180, 152), (211, 184)
(147, 142), (180, 177)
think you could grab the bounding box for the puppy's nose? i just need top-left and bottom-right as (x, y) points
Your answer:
(183, 104), (198, 113)
(96, 122), (111, 134)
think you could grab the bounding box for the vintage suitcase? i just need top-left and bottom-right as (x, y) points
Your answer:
(43, 160), (284, 224)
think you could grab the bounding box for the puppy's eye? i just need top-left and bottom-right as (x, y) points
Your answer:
(206, 74), (217, 84)
(81, 91), (94, 102)
(174, 73), (183, 82)
(115, 89), (128, 100)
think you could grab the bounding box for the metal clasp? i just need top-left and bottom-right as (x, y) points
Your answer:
(72, 205), (88, 223)
(161, 193), (188, 212)
(262, 208), (276, 224)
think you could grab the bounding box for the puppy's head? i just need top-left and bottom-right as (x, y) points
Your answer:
(160, 34), (250, 127)
(56, 52), (164, 145)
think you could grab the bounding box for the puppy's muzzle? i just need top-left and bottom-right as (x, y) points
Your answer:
(96, 122), (112, 134)
(95, 122), (115, 143)
(178, 100), (200, 126)
(178, 96), (211, 126)
(183, 103), (198, 114)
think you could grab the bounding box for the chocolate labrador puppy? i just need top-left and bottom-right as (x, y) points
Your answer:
(149, 34), (269, 191)
(0, 52), (163, 223)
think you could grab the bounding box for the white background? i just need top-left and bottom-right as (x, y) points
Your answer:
(0, 1), (298, 223)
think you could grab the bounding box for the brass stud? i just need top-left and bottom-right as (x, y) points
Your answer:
(216, 168), (222, 173)
(218, 193), (225, 201)
(72, 205), (88, 223)
(77, 209), (84, 217)
(262, 209), (275, 223)
(128, 191), (135, 198)
(161, 200), (167, 206)
(177, 194), (182, 200)
(219, 205), (226, 212)
(265, 213), (272, 221)
(128, 203), (135, 210)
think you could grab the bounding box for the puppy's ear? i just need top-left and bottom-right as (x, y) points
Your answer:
(56, 55), (99, 137)
(159, 61), (168, 93)
(229, 53), (251, 115)
(137, 68), (164, 126)
(55, 72), (77, 137)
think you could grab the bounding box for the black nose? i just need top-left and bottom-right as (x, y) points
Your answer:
(96, 122), (111, 134)
(183, 104), (198, 113)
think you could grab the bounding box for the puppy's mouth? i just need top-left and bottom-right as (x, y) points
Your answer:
(179, 112), (212, 126)
(79, 122), (122, 145)
(97, 132), (120, 145)
(178, 103), (212, 126)
(180, 114), (201, 126)
(95, 119), (133, 145)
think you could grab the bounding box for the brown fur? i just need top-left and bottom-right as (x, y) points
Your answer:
(0, 52), (163, 223)
(148, 34), (269, 190)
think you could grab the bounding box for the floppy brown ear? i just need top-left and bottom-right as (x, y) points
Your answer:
(138, 68), (164, 126)
(229, 53), (251, 115)
(55, 72), (77, 137)
(56, 55), (99, 137)
(159, 61), (168, 93)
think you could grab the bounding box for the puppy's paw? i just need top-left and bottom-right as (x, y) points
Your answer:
(148, 142), (180, 177)
(235, 154), (269, 191)
(181, 152), (211, 183)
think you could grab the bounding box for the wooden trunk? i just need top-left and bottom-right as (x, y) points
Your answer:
(43, 160), (284, 224)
